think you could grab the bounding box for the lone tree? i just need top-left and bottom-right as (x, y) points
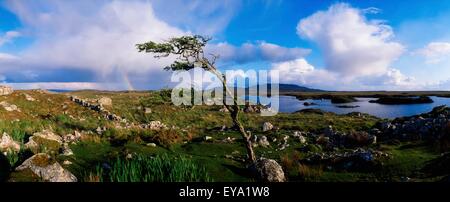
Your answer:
(137, 35), (256, 163)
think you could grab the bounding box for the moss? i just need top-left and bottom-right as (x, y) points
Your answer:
(31, 154), (55, 167)
(28, 136), (61, 154)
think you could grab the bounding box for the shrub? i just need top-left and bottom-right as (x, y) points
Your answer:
(85, 154), (212, 182)
(297, 164), (323, 181)
(10, 129), (27, 144)
(151, 129), (183, 148)
(6, 151), (20, 168)
(280, 151), (301, 171)
(345, 131), (371, 147)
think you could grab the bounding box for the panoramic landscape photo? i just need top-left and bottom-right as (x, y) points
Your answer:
(1, 0), (450, 183)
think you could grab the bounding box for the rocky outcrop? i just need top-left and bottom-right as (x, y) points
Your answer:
(376, 105), (450, 141)
(243, 102), (267, 113)
(250, 158), (286, 182)
(70, 96), (125, 122)
(0, 85), (13, 96)
(15, 153), (77, 182)
(0, 101), (20, 112)
(0, 133), (21, 153)
(303, 148), (388, 172)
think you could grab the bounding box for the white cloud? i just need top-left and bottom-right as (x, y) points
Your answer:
(2, 0), (304, 90)
(415, 42), (450, 64)
(206, 41), (310, 64)
(270, 58), (337, 88)
(0, 31), (20, 46)
(150, 0), (241, 35)
(269, 3), (422, 91)
(362, 7), (382, 14)
(3, 0), (187, 87)
(297, 3), (404, 78)
(0, 53), (20, 62)
(271, 57), (419, 90)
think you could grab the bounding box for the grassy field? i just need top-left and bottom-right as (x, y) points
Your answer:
(0, 89), (448, 182)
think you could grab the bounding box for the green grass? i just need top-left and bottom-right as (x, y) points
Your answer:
(0, 89), (446, 182)
(85, 154), (213, 182)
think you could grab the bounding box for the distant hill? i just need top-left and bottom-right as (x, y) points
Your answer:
(246, 83), (325, 93)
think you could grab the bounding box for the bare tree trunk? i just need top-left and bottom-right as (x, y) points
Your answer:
(221, 77), (256, 163)
(204, 60), (256, 163)
(230, 107), (256, 163)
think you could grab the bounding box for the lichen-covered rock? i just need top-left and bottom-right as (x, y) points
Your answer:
(0, 132), (21, 153)
(15, 153), (77, 182)
(0, 85), (13, 96)
(250, 158), (286, 182)
(25, 130), (62, 154)
(0, 101), (20, 112)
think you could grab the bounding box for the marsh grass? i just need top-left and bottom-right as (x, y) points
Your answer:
(84, 154), (212, 182)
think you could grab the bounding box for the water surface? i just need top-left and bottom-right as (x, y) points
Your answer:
(246, 96), (450, 119)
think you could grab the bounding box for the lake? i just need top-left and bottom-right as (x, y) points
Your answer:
(246, 96), (450, 119)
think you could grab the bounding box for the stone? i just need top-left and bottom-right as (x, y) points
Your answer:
(250, 158), (286, 182)
(63, 160), (72, 165)
(62, 143), (73, 156)
(32, 130), (62, 144)
(96, 127), (106, 134)
(25, 130), (62, 153)
(0, 101), (20, 112)
(0, 85), (13, 96)
(146, 143), (157, 147)
(282, 135), (289, 143)
(97, 97), (112, 106)
(257, 136), (270, 148)
(222, 137), (236, 143)
(0, 132), (21, 153)
(298, 135), (307, 144)
(219, 106), (229, 112)
(371, 135), (377, 144)
(262, 122), (274, 132)
(143, 121), (167, 130)
(24, 93), (35, 101)
(15, 153), (77, 182)
(144, 107), (152, 114)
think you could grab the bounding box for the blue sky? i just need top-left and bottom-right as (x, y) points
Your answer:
(0, 0), (450, 90)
